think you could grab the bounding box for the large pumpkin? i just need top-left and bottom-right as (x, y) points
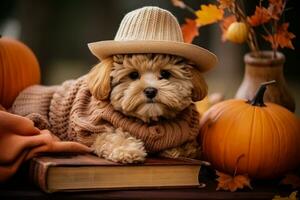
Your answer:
(0, 36), (40, 108)
(199, 81), (300, 179)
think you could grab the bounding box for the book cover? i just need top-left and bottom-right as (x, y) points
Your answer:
(29, 154), (201, 193)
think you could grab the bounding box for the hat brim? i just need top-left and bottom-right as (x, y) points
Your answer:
(88, 40), (217, 72)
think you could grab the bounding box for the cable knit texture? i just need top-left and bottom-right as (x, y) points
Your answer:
(11, 76), (200, 153)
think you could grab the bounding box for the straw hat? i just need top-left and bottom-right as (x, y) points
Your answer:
(88, 6), (217, 72)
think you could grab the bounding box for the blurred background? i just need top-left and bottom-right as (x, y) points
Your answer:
(0, 0), (299, 113)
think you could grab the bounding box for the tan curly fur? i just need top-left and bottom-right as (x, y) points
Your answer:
(86, 54), (206, 162)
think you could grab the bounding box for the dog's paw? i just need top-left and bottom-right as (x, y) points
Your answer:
(92, 128), (147, 163)
(159, 140), (201, 159)
(109, 144), (147, 164)
(159, 147), (181, 159)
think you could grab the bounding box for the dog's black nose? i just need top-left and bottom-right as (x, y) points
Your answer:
(144, 87), (157, 99)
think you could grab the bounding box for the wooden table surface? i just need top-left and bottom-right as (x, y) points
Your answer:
(0, 165), (296, 200)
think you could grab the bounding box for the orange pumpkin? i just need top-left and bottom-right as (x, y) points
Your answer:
(199, 81), (300, 179)
(0, 36), (40, 108)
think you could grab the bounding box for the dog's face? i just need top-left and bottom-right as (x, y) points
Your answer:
(88, 54), (207, 122)
(110, 54), (194, 122)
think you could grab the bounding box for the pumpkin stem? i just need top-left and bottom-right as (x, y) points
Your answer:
(249, 80), (276, 107)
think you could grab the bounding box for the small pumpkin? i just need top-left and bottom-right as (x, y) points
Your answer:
(225, 22), (249, 44)
(195, 93), (224, 115)
(199, 81), (300, 179)
(0, 35), (40, 108)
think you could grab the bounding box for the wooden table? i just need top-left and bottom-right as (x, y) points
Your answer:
(0, 165), (295, 200)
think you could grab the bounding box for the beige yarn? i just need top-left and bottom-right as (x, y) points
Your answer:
(114, 7), (183, 42)
(11, 76), (201, 152)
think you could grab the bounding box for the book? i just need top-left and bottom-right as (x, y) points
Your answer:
(29, 154), (202, 193)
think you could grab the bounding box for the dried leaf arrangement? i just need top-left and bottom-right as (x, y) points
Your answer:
(171, 0), (295, 58)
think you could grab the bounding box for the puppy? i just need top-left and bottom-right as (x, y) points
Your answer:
(11, 53), (207, 164)
(89, 54), (207, 163)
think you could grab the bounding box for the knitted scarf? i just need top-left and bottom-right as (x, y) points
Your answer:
(11, 76), (200, 153)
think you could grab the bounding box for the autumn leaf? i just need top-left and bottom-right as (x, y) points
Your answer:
(268, 0), (282, 4)
(248, 6), (271, 26)
(268, 0), (284, 20)
(281, 174), (300, 189)
(195, 4), (224, 26)
(263, 23), (295, 50)
(216, 171), (252, 192)
(171, 0), (186, 9)
(273, 191), (298, 200)
(220, 15), (236, 41)
(218, 0), (234, 9)
(181, 18), (199, 43)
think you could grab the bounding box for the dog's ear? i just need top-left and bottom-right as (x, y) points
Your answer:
(87, 58), (113, 100)
(190, 67), (208, 102)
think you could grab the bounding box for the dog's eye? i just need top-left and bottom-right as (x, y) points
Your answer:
(160, 70), (171, 79)
(175, 60), (185, 66)
(129, 71), (139, 80)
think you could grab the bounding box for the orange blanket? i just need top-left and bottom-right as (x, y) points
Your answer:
(0, 109), (92, 182)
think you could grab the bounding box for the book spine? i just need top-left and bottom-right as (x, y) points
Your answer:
(29, 158), (52, 193)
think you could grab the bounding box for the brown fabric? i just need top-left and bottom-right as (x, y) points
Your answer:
(11, 76), (200, 152)
(0, 105), (5, 111)
(0, 111), (92, 182)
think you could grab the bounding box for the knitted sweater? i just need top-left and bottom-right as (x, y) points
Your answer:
(11, 76), (200, 153)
